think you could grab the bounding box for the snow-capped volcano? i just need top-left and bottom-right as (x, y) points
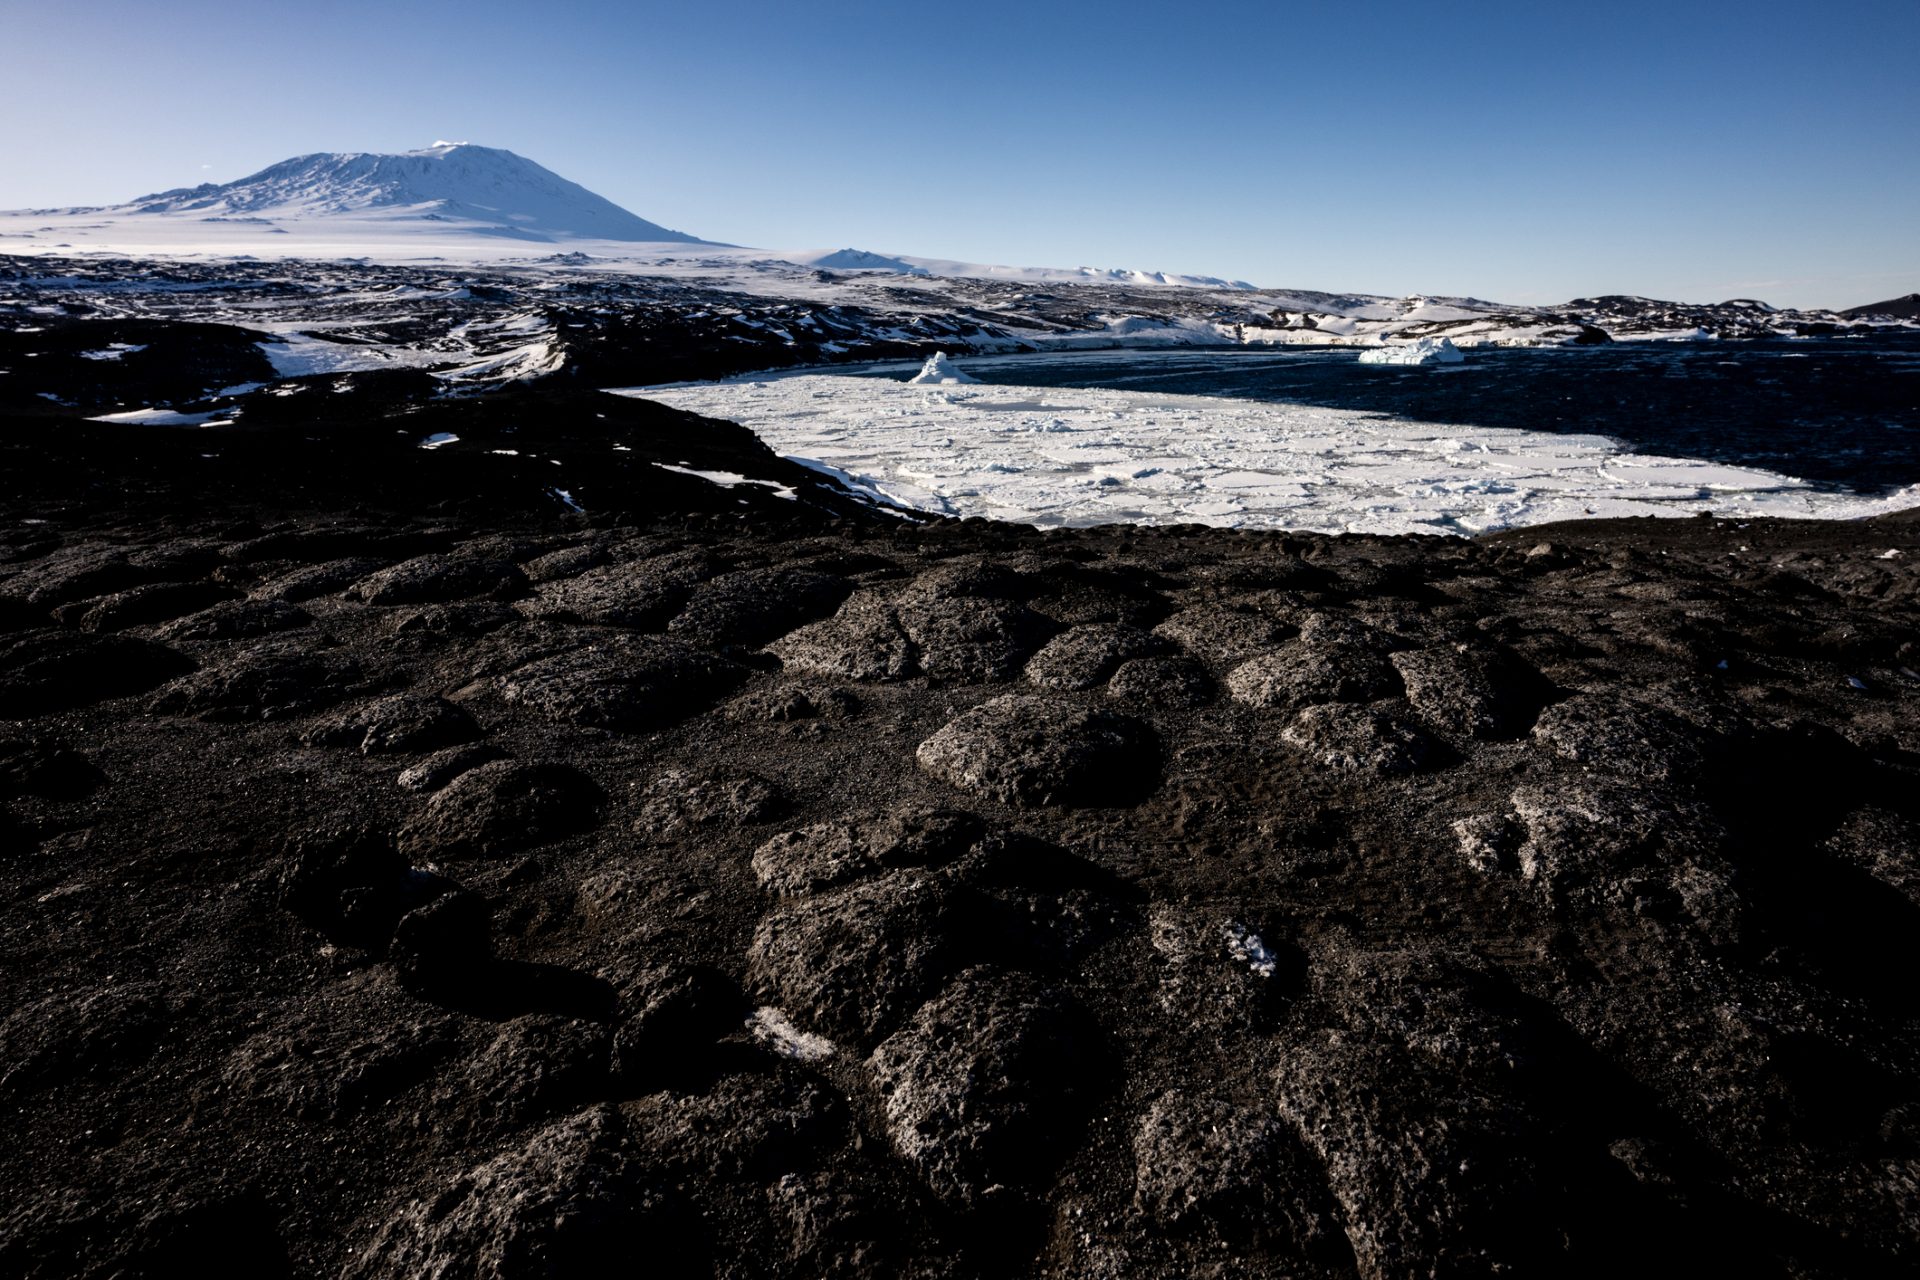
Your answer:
(107, 142), (705, 244)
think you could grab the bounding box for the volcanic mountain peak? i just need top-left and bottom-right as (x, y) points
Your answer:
(123, 142), (704, 243)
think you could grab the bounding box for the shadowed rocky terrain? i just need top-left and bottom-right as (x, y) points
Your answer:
(3, 388), (1919, 1278)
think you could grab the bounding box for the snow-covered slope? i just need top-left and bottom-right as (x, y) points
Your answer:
(15, 142), (705, 249)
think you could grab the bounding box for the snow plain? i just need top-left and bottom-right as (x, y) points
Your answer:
(625, 365), (1920, 536)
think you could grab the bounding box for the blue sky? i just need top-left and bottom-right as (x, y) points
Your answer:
(4, 0), (1915, 309)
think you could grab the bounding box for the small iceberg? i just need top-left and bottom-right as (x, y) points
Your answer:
(907, 352), (980, 385)
(1358, 337), (1466, 366)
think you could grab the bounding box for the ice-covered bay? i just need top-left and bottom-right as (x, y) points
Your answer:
(622, 372), (1920, 535)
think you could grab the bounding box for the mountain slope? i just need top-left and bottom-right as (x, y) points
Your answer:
(1841, 292), (1920, 321)
(118, 142), (704, 243)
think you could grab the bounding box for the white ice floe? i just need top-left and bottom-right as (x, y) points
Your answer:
(418, 432), (458, 449)
(1358, 336), (1466, 365)
(623, 372), (1920, 536)
(906, 352), (979, 385)
(747, 1007), (836, 1062)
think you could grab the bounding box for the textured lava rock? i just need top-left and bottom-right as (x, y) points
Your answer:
(916, 695), (1159, 807)
(1152, 606), (1291, 666)
(1024, 623), (1171, 691)
(1280, 702), (1441, 775)
(252, 557), (389, 603)
(1225, 613), (1401, 711)
(768, 592), (918, 682)
(146, 638), (361, 721)
(869, 968), (1097, 1207)
(522, 550), (727, 628)
(1131, 1090), (1336, 1250)
(748, 872), (963, 1048)
(56, 581), (238, 632)
(0, 631), (194, 717)
(631, 768), (786, 839)
(495, 635), (744, 731)
(344, 1107), (697, 1279)
(667, 567), (852, 649)
(895, 595), (1055, 684)
(396, 761), (603, 862)
(1390, 642), (1542, 740)
(396, 743), (509, 794)
(1106, 654), (1216, 709)
(751, 807), (984, 897)
(302, 693), (482, 755)
(350, 554), (528, 606)
(156, 597), (313, 640)
(1530, 693), (1711, 784)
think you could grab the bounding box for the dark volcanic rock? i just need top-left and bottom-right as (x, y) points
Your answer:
(1273, 946), (1564, 1278)
(1530, 693), (1710, 784)
(1225, 613), (1401, 710)
(916, 694), (1159, 807)
(1390, 642), (1542, 740)
(344, 1107), (696, 1279)
(56, 581), (238, 632)
(895, 595), (1055, 684)
(459, 1016), (613, 1130)
(5, 376), (1919, 1280)
(223, 993), (460, 1123)
(869, 968), (1097, 1207)
(396, 742), (509, 794)
(389, 891), (493, 995)
(146, 638), (361, 721)
(748, 872), (963, 1048)
(631, 767), (786, 838)
(1152, 605), (1291, 666)
(252, 556), (391, 603)
(769, 592), (917, 682)
(302, 693), (482, 755)
(155, 597), (312, 640)
(495, 635), (744, 731)
(751, 807), (984, 897)
(1280, 702), (1441, 775)
(350, 554), (528, 606)
(0, 734), (105, 801)
(522, 550), (726, 628)
(1024, 623), (1171, 691)
(667, 567), (852, 649)
(1131, 1090), (1336, 1249)
(1106, 654), (1216, 709)
(0, 631), (194, 717)
(396, 761), (603, 862)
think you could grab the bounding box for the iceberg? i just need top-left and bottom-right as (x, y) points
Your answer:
(907, 352), (980, 385)
(1358, 336), (1466, 365)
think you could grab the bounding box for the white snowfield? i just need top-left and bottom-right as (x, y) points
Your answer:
(623, 364), (1920, 536)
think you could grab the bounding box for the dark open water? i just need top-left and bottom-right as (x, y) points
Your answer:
(848, 335), (1920, 495)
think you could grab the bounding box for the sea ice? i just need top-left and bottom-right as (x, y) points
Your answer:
(624, 371), (1920, 536)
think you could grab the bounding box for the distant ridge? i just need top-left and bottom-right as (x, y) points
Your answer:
(123, 142), (705, 244)
(1840, 293), (1920, 321)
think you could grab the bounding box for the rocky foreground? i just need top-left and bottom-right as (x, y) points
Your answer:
(3, 390), (1919, 1279)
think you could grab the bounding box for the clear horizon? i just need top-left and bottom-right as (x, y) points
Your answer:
(3, 0), (1916, 310)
